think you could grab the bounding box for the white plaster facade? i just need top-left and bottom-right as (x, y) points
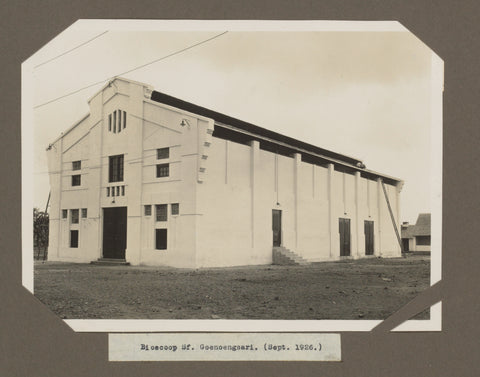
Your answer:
(47, 77), (403, 268)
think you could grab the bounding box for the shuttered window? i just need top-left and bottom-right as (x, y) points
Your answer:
(155, 229), (167, 250)
(70, 230), (79, 248)
(157, 147), (169, 159)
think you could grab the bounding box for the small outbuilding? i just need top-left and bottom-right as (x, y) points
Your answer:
(46, 77), (404, 268)
(401, 213), (431, 253)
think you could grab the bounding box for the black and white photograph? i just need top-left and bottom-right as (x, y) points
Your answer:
(24, 20), (442, 332)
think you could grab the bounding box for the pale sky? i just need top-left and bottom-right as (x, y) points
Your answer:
(28, 22), (438, 223)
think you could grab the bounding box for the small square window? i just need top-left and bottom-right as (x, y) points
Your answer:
(155, 229), (167, 250)
(171, 203), (179, 215)
(157, 147), (169, 159)
(156, 163), (169, 178)
(71, 209), (79, 224)
(72, 174), (81, 186)
(144, 205), (152, 216)
(72, 161), (81, 170)
(62, 209), (68, 219)
(156, 204), (168, 221)
(70, 230), (79, 248)
(81, 208), (87, 218)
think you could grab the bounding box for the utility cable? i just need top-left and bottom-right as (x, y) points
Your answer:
(34, 31), (109, 69)
(34, 31), (228, 110)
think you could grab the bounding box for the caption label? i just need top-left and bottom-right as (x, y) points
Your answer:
(109, 333), (341, 361)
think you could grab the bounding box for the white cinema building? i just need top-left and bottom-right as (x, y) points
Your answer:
(46, 77), (403, 268)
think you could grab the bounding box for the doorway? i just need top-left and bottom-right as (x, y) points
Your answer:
(272, 209), (282, 247)
(103, 207), (127, 259)
(339, 218), (351, 256)
(364, 220), (374, 255)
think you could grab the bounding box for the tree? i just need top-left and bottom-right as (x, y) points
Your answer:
(33, 208), (49, 260)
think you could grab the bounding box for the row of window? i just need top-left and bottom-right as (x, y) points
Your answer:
(62, 208), (87, 223)
(68, 228), (167, 250)
(69, 229), (168, 250)
(107, 185), (125, 197)
(108, 110), (127, 133)
(70, 147), (171, 187)
(144, 203), (179, 221)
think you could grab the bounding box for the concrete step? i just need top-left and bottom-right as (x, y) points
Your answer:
(272, 247), (310, 266)
(91, 258), (130, 266)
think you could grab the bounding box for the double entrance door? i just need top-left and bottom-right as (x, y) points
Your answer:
(103, 207), (127, 259)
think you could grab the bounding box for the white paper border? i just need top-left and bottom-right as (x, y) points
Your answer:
(22, 19), (443, 333)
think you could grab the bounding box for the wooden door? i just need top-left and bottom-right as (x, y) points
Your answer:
(272, 210), (282, 247)
(364, 220), (374, 255)
(339, 218), (351, 256)
(103, 207), (127, 259)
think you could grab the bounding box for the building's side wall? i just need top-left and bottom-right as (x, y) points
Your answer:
(195, 137), (402, 267)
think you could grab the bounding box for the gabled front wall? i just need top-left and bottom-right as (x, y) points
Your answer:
(47, 78), (211, 267)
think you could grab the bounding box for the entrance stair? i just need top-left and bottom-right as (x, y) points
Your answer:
(90, 258), (130, 266)
(272, 246), (310, 266)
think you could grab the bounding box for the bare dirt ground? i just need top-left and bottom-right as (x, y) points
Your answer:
(34, 255), (430, 320)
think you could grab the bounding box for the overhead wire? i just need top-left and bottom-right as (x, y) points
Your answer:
(34, 30), (109, 69)
(34, 31), (229, 110)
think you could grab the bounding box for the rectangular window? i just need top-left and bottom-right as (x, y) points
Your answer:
(62, 209), (68, 219)
(81, 208), (87, 218)
(72, 174), (81, 186)
(70, 230), (79, 248)
(157, 147), (169, 159)
(109, 155), (124, 182)
(144, 205), (152, 216)
(121, 185), (125, 196)
(155, 204), (168, 221)
(72, 160), (81, 170)
(171, 203), (179, 215)
(123, 111), (126, 129)
(107, 187), (110, 197)
(116, 186), (120, 196)
(109, 114), (112, 131)
(71, 209), (79, 224)
(155, 229), (167, 250)
(416, 236), (431, 246)
(156, 163), (169, 178)
(113, 111), (116, 133)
